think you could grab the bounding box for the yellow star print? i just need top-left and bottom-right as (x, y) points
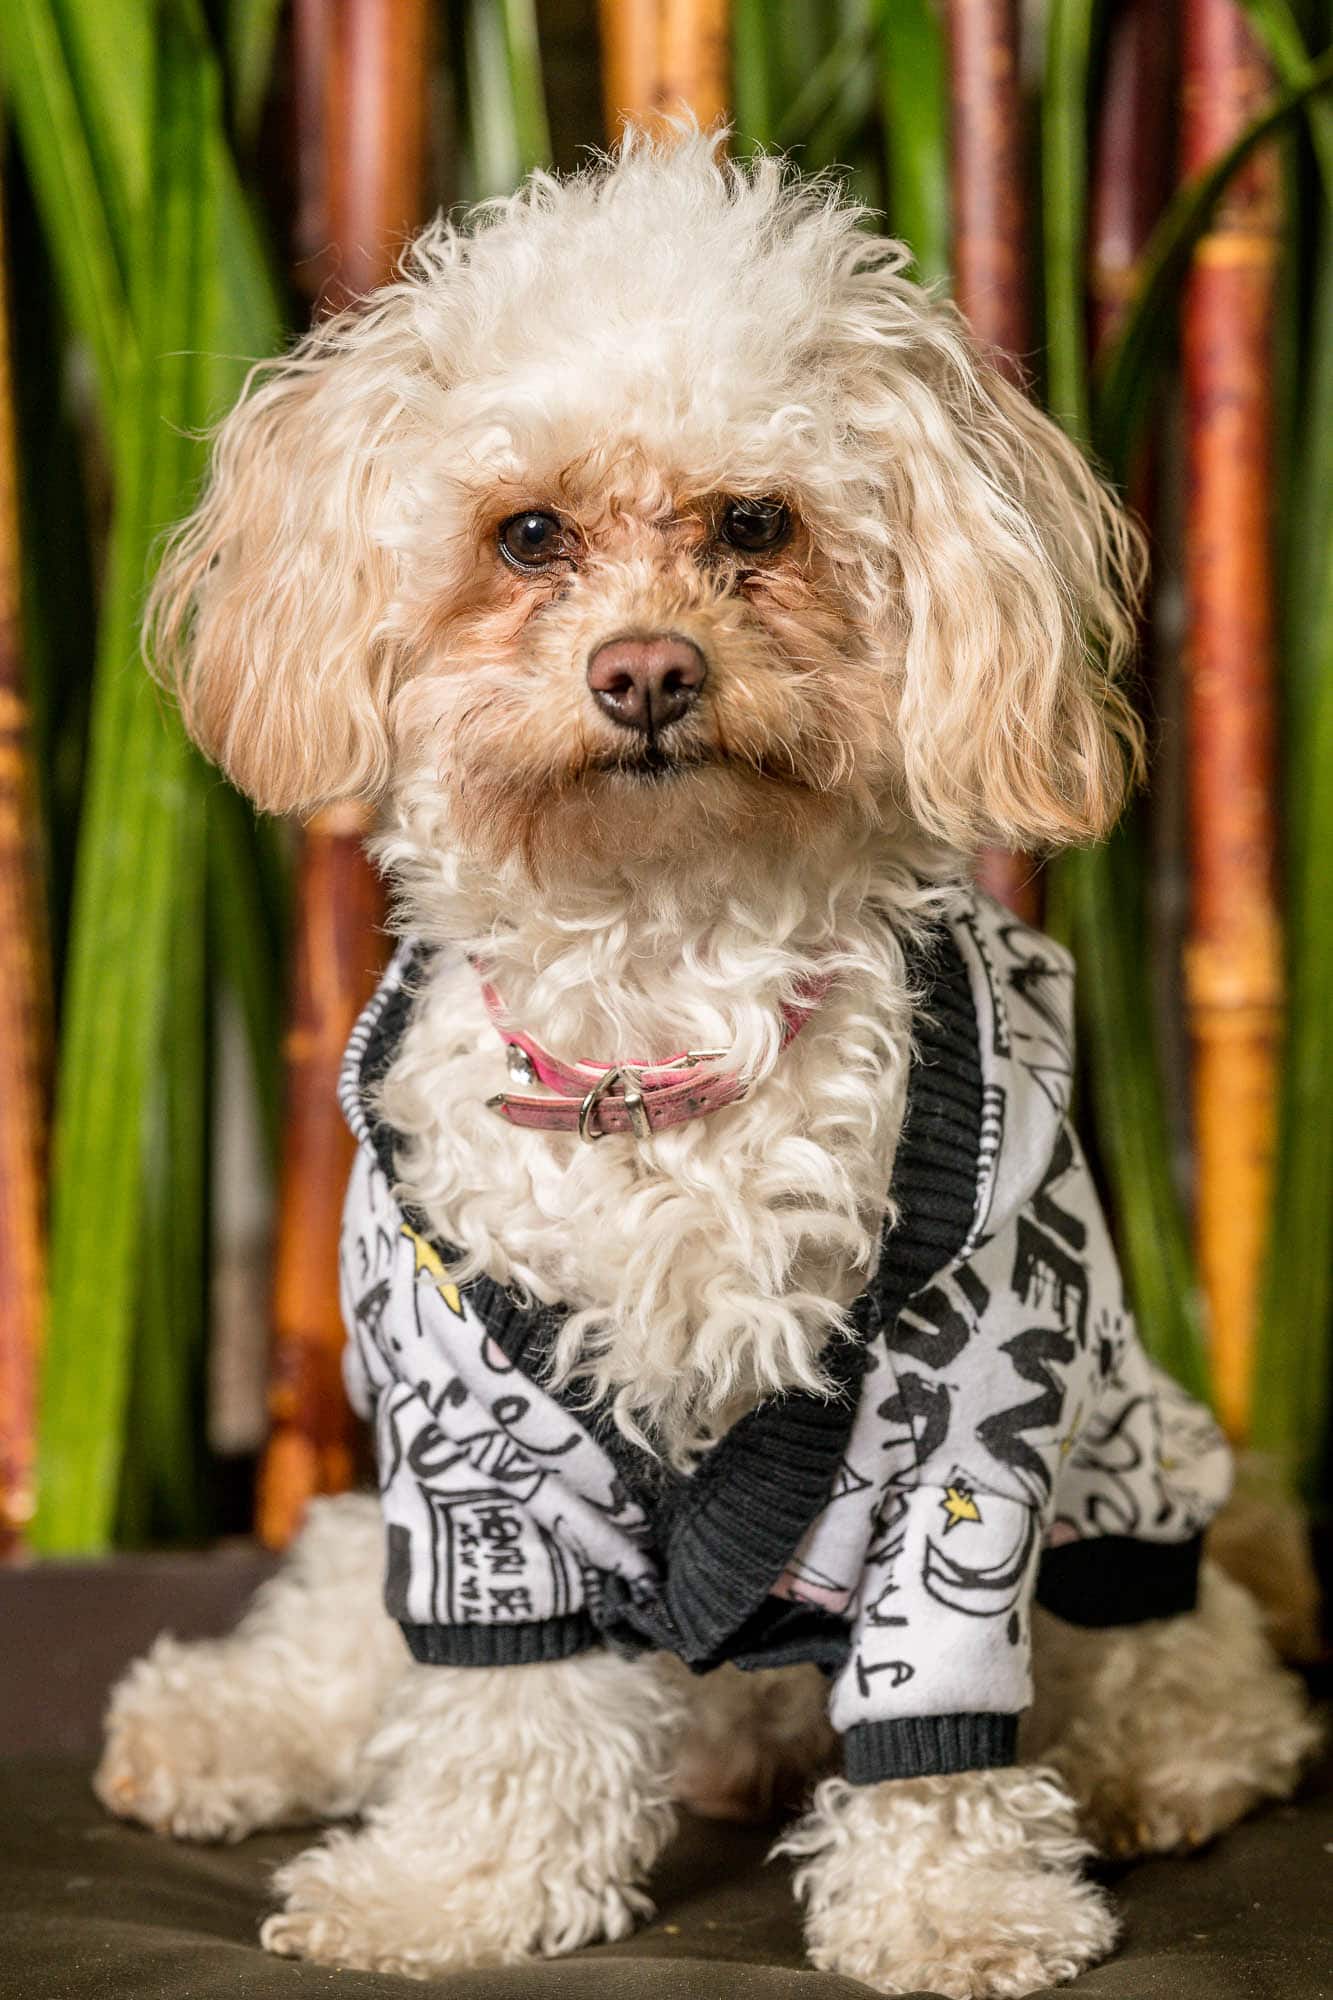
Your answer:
(1059, 1401), (1084, 1459)
(940, 1484), (982, 1534)
(402, 1225), (463, 1316)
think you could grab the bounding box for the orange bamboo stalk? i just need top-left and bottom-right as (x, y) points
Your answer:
(259, 812), (386, 1548)
(0, 159), (49, 1560)
(257, 0), (430, 1549)
(1180, 0), (1282, 1443)
(944, 0), (1040, 925)
(598, 0), (730, 140)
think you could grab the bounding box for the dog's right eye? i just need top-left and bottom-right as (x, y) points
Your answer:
(498, 511), (571, 571)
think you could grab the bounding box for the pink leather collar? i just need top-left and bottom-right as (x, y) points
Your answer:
(478, 968), (832, 1142)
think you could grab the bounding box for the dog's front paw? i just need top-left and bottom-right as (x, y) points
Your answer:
(95, 1637), (294, 1843)
(261, 1821), (652, 1976)
(778, 1769), (1117, 1999)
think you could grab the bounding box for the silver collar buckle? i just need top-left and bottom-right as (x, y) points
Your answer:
(577, 1065), (651, 1143)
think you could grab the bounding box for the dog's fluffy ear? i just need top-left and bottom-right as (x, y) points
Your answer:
(878, 308), (1146, 852)
(147, 291), (426, 817)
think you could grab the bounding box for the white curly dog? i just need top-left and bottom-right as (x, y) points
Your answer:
(98, 132), (1317, 1997)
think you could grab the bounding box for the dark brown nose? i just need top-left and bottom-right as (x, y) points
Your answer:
(586, 634), (708, 734)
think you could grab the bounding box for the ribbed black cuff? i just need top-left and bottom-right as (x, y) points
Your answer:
(399, 1610), (600, 1667)
(1035, 1532), (1202, 1629)
(842, 1711), (1019, 1784)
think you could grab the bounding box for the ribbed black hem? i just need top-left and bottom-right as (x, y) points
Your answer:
(399, 1611), (599, 1667)
(1036, 1532), (1202, 1629)
(843, 1712), (1019, 1784)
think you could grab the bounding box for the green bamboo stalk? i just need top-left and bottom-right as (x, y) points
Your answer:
(1251, 3), (1333, 1494)
(1252, 437), (1333, 1488)
(33, 7), (225, 1551)
(1041, 0), (1094, 437)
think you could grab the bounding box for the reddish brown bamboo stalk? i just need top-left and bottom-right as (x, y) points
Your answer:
(0, 161), (49, 1560)
(1089, 0), (1174, 360)
(944, 0), (1040, 924)
(257, 0), (430, 1550)
(1180, 0), (1282, 1443)
(598, 0), (730, 140)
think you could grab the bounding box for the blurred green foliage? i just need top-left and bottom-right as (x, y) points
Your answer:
(2, 0), (1330, 1549)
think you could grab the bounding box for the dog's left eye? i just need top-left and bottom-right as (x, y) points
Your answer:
(719, 498), (792, 554)
(498, 510), (572, 571)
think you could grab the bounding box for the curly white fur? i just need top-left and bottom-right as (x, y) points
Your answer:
(377, 841), (935, 1445)
(262, 1647), (684, 1975)
(1024, 1561), (1322, 1856)
(108, 129), (1316, 1996)
(100, 1498), (1316, 1990)
(96, 1494), (402, 1840)
(151, 129), (1143, 847)
(779, 1766), (1118, 1998)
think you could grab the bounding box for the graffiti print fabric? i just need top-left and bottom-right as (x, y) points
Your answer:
(337, 892), (1232, 1782)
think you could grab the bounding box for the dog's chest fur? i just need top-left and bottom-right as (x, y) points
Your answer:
(375, 855), (931, 1442)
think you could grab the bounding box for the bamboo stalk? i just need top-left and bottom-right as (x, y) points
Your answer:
(944, 0), (1040, 924)
(598, 0), (730, 140)
(1180, 0), (1282, 1443)
(1089, 0), (1175, 358)
(256, 0), (429, 1549)
(0, 156), (49, 1559)
(258, 807), (386, 1548)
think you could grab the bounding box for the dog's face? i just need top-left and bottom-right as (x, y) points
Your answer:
(388, 434), (892, 875)
(152, 133), (1143, 889)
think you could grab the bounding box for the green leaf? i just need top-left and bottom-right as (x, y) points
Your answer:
(119, 772), (211, 1544)
(208, 784), (288, 1169)
(732, 0), (782, 147)
(464, 0), (550, 198)
(0, 0), (134, 406)
(500, 0), (551, 176)
(1238, 0), (1333, 195)
(225, 0), (284, 150)
(877, 0), (949, 281)
(775, 4), (878, 156)
(34, 5), (224, 1551)
(1060, 842), (1211, 1400)
(1039, 0), (1209, 1398)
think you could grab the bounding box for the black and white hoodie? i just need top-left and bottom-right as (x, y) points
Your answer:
(337, 889), (1231, 1786)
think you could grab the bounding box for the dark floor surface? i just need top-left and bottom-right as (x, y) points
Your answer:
(2, 1550), (1331, 1999)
